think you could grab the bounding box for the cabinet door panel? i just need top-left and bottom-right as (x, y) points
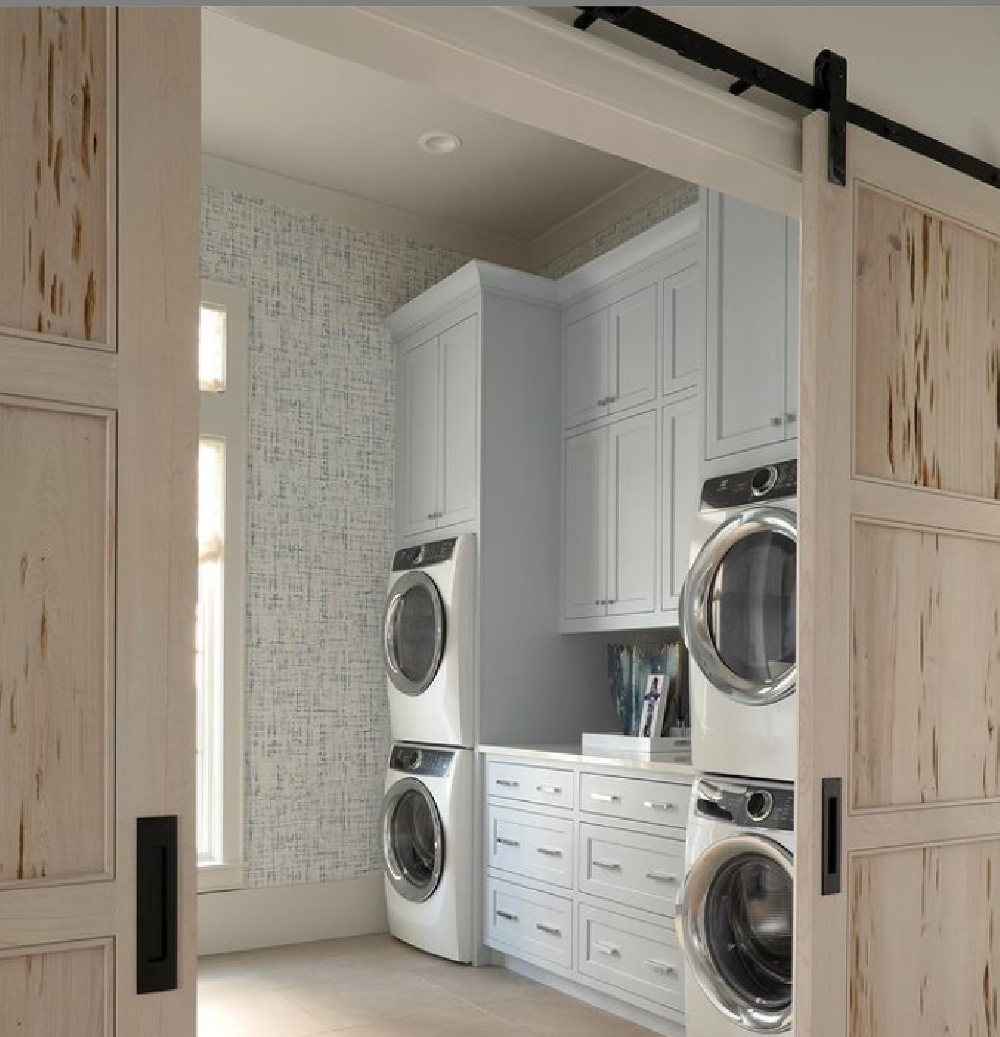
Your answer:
(563, 428), (608, 619)
(439, 315), (478, 528)
(706, 193), (788, 459)
(564, 309), (609, 429)
(401, 335), (439, 537)
(0, 8), (113, 348)
(661, 396), (700, 612)
(608, 410), (657, 617)
(661, 264), (700, 397)
(609, 284), (657, 415)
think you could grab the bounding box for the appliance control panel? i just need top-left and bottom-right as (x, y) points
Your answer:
(389, 744), (456, 778)
(694, 779), (794, 832)
(391, 537), (457, 571)
(701, 459), (797, 510)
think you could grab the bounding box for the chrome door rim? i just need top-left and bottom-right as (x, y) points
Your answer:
(675, 834), (794, 1033)
(381, 777), (444, 903)
(680, 506), (797, 706)
(383, 570), (445, 696)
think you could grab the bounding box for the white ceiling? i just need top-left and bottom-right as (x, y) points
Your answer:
(202, 10), (683, 250)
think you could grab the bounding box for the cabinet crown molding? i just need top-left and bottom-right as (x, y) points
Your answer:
(386, 260), (557, 340)
(556, 204), (700, 307)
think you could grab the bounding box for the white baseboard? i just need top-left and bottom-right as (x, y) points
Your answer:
(198, 873), (388, 956)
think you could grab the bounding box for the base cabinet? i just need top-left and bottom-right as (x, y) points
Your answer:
(483, 754), (690, 1028)
(578, 903), (685, 1012)
(486, 878), (573, 970)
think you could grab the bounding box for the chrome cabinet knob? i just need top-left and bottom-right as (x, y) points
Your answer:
(786, 412), (797, 422)
(770, 416), (782, 426)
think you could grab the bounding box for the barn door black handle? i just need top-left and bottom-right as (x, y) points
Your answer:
(136, 816), (178, 994)
(821, 778), (841, 895)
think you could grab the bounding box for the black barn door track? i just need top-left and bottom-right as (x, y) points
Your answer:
(573, 7), (1000, 191)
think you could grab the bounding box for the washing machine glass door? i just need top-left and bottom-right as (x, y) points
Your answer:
(681, 507), (796, 706)
(382, 777), (444, 903)
(677, 834), (794, 1033)
(383, 570), (445, 696)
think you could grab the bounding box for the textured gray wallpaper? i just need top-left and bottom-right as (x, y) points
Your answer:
(200, 174), (697, 890)
(537, 181), (699, 279)
(201, 184), (467, 887)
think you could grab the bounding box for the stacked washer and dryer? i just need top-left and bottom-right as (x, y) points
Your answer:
(678, 460), (799, 1035)
(380, 535), (477, 963)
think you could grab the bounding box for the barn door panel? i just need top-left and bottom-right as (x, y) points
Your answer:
(798, 110), (1000, 1037)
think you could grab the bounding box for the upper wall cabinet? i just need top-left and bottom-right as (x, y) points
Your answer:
(704, 191), (800, 461)
(558, 209), (703, 632)
(564, 308), (609, 429)
(390, 262), (560, 545)
(399, 315), (479, 538)
(0, 8), (114, 349)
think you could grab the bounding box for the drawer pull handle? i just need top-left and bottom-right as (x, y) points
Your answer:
(590, 792), (621, 804)
(536, 847), (564, 858)
(592, 858), (622, 871)
(536, 922), (562, 937)
(495, 779), (520, 789)
(536, 785), (562, 795)
(496, 837), (521, 849)
(644, 800), (677, 812)
(496, 910), (519, 923)
(645, 870), (678, 884)
(594, 940), (621, 958)
(644, 958), (677, 975)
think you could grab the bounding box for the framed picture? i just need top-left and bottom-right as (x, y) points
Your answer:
(638, 674), (666, 739)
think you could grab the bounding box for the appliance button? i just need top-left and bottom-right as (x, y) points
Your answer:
(746, 789), (774, 822)
(750, 465), (779, 498)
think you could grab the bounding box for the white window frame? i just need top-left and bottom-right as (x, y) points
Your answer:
(197, 279), (249, 893)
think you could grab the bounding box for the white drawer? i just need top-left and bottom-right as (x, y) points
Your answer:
(578, 903), (684, 1012)
(486, 877), (573, 969)
(487, 760), (574, 810)
(578, 823), (685, 916)
(579, 772), (688, 828)
(487, 804), (574, 888)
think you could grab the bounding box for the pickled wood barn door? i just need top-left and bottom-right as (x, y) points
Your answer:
(0, 9), (198, 1036)
(797, 111), (1000, 1036)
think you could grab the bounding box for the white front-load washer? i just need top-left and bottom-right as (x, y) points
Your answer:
(681, 460), (798, 782)
(677, 777), (795, 1035)
(383, 535), (476, 748)
(382, 742), (473, 963)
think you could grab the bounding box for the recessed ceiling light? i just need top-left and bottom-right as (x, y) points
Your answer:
(418, 131), (462, 155)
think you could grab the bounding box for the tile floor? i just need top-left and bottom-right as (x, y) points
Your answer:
(198, 934), (660, 1037)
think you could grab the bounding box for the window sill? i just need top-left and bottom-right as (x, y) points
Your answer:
(198, 861), (247, 894)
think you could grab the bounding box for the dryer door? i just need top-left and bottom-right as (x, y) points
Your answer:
(681, 506), (797, 706)
(381, 777), (444, 903)
(676, 833), (794, 1033)
(383, 570), (446, 696)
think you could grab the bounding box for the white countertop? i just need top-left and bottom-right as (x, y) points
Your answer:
(479, 743), (695, 779)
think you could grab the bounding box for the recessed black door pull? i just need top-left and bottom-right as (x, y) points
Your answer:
(821, 778), (841, 895)
(137, 815), (178, 994)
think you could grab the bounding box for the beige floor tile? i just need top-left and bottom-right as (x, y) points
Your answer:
(198, 936), (658, 1037)
(484, 992), (648, 1037)
(197, 987), (329, 1037)
(408, 960), (542, 1006)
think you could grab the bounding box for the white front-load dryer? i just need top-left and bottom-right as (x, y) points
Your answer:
(677, 777), (795, 1035)
(383, 535), (476, 748)
(382, 742), (473, 962)
(681, 460), (798, 782)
